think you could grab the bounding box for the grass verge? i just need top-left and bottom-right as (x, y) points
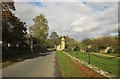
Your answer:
(68, 51), (119, 77)
(56, 51), (101, 77)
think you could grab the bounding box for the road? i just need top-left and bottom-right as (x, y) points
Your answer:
(2, 52), (61, 77)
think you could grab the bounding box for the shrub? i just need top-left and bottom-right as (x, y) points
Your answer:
(107, 49), (113, 53)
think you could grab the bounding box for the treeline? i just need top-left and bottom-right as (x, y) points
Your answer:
(62, 35), (118, 54)
(2, 2), (27, 52)
(2, 1), (64, 54)
(2, 1), (118, 55)
(47, 33), (81, 52)
(47, 32), (81, 52)
(46, 32), (118, 54)
(2, 1), (54, 54)
(81, 36), (118, 53)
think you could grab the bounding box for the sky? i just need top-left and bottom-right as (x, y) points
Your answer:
(13, 0), (119, 41)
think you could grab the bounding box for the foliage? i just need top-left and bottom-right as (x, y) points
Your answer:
(107, 49), (113, 53)
(82, 38), (94, 45)
(29, 14), (49, 51)
(50, 31), (59, 39)
(73, 44), (81, 51)
(80, 36), (118, 53)
(47, 31), (60, 48)
(2, 2), (27, 51)
(2, 2), (15, 11)
(64, 36), (81, 52)
(91, 36), (118, 53)
(114, 46), (119, 54)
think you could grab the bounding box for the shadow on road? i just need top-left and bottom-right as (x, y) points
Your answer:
(2, 51), (50, 68)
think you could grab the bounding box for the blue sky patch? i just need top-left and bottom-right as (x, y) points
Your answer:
(82, 2), (87, 5)
(110, 32), (118, 36)
(81, 0), (88, 5)
(81, 2), (108, 13)
(92, 5), (108, 13)
(28, 2), (44, 7)
(27, 0), (47, 7)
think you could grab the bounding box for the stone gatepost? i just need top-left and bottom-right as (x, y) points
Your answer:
(60, 35), (65, 51)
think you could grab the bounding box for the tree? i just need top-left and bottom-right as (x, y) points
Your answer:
(48, 32), (59, 48)
(29, 14), (49, 51)
(89, 36), (118, 53)
(50, 32), (59, 39)
(64, 36), (81, 52)
(82, 38), (94, 46)
(2, 2), (27, 50)
(9, 15), (27, 45)
(2, 1), (15, 44)
(2, 2), (15, 11)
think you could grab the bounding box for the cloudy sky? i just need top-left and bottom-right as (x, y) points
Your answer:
(13, 0), (119, 41)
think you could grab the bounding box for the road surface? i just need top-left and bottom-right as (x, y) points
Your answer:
(2, 52), (61, 77)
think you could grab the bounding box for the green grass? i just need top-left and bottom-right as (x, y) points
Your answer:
(104, 53), (120, 57)
(56, 51), (103, 77)
(68, 51), (119, 77)
(56, 51), (87, 77)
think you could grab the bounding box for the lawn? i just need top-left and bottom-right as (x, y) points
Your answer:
(104, 53), (120, 57)
(68, 51), (119, 77)
(56, 51), (102, 77)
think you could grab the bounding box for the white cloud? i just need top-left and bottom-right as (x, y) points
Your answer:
(71, 15), (98, 32)
(84, 0), (119, 2)
(13, 2), (118, 41)
(13, 0), (119, 2)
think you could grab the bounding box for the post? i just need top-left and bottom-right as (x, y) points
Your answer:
(88, 45), (92, 64)
(88, 48), (90, 64)
(31, 39), (33, 52)
(30, 35), (33, 52)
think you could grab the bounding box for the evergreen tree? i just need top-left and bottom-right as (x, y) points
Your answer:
(2, 2), (27, 49)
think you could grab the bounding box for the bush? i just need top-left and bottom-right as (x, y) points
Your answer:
(114, 46), (119, 53)
(73, 46), (80, 51)
(34, 45), (47, 53)
(107, 49), (113, 53)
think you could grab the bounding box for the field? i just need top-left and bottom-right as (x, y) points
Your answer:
(56, 51), (102, 77)
(68, 51), (119, 77)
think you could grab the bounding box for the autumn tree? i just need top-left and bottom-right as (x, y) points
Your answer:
(87, 36), (118, 53)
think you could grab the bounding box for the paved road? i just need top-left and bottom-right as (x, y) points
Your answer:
(2, 52), (61, 77)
